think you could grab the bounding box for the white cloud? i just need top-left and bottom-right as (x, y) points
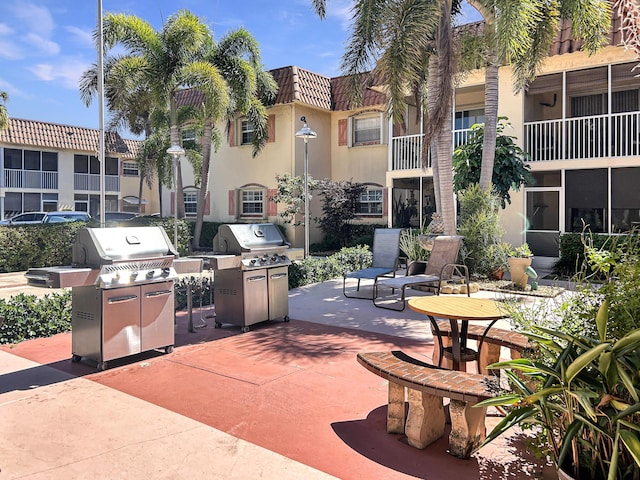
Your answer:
(65, 25), (94, 48)
(0, 39), (24, 60)
(28, 57), (91, 90)
(10, 2), (55, 37)
(23, 33), (60, 56)
(0, 23), (14, 36)
(0, 78), (27, 98)
(324, 0), (352, 31)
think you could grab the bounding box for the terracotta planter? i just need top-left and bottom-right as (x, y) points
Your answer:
(508, 256), (532, 289)
(490, 268), (505, 280)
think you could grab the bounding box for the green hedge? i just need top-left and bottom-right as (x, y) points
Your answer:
(0, 291), (72, 344)
(288, 245), (372, 289)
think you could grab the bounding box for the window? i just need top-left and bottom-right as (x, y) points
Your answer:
(565, 169), (607, 233)
(357, 188), (383, 215)
(611, 167), (640, 233)
(184, 190), (198, 216)
(4, 148), (22, 169)
(352, 115), (381, 146)
(240, 120), (254, 145)
(122, 162), (139, 176)
(241, 189), (264, 216)
(455, 108), (485, 130)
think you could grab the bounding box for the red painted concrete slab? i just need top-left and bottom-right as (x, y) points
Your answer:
(1, 314), (554, 480)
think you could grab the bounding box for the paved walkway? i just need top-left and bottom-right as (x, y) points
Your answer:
(0, 272), (561, 479)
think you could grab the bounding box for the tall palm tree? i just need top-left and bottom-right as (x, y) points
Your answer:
(99, 10), (226, 219)
(0, 91), (9, 131)
(312, 0), (461, 234)
(190, 27), (277, 250)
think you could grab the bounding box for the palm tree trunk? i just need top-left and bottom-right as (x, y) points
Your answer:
(426, 57), (441, 213)
(191, 121), (213, 250)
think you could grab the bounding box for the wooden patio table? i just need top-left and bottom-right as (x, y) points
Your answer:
(408, 296), (508, 371)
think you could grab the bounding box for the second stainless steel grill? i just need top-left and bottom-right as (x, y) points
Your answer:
(211, 223), (291, 332)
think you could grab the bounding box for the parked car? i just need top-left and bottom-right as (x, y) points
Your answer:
(42, 211), (91, 223)
(93, 212), (139, 222)
(0, 212), (48, 225)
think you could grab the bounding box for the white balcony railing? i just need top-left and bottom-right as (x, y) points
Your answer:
(74, 173), (120, 192)
(4, 169), (58, 189)
(525, 111), (640, 161)
(391, 111), (640, 170)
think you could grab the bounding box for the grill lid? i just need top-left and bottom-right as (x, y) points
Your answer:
(72, 226), (178, 267)
(213, 223), (289, 254)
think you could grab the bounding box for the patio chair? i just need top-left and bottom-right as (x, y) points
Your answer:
(343, 228), (402, 299)
(372, 235), (469, 311)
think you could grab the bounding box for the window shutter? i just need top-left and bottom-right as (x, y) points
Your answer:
(204, 191), (211, 215)
(383, 188), (388, 217)
(267, 114), (276, 143)
(229, 120), (235, 147)
(267, 188), (277, 216)
(228, 190), (235, 216)
(338, 118), (348, 146)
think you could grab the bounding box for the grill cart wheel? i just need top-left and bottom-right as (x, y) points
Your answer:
(284, 315), (290, 322)
(97, 361), (107, 371)
(71, 354), (81, 363)
(164, 345), (174, 354)
(241, 326), (251, 333)
(215, 321), (222, 328)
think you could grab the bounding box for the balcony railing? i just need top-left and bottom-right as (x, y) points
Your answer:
(390, 128), (471, 171)
(390, 111), (640, 170)
(525, 111), (640, 161)
(4, 169), (58, 189)
(74, 173), (120, 192)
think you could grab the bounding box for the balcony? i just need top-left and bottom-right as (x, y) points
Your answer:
(74, 173), (120, 192)
(525, 111), (640, 161)
(5, 169), (58, 189)
(390, 111), (640, 171)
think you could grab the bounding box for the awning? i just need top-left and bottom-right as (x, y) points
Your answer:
(122, 196), (148, 205)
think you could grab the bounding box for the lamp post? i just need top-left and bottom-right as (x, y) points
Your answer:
(166, 144), (185, 252)
(295, 116), (317, 258)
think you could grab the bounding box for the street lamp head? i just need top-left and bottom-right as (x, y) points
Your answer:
(295, 116), (317, 140)
(166, 144), (185, 156)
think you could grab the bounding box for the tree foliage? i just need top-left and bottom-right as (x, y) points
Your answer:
(453, 118), (533, 208)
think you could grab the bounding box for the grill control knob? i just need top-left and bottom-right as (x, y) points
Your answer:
(130, 271), (139, 281)
(161, 267), (171, 277)
(271, 255), (277, 262)
(250, 258), (257, 265)
(112, 273), (120, 284)
(146, 270), (155, 279)
(280, 255), (288, 261)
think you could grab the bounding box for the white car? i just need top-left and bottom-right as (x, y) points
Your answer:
(0, 212), (48, 225)
(0, 211), (91, 225)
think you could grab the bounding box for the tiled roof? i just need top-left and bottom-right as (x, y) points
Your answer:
(549, 8), (623, 56)
(0, 118), (140, 158)
(270, 66), (333, 110)
(176, 88), (206, 108)
(331, 73), (387, 111)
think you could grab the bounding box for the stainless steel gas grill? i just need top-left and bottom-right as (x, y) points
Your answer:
(26, 226), (178, 370)
(211, 223), (291, 332)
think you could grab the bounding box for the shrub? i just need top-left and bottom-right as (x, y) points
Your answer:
(0, 291), (72, 344)
(288, 245), (372, 288)
(174, 276), (213, 311)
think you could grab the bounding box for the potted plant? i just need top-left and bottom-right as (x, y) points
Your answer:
(478, 301), (640, 480)
(399, 228), (430, 275)
(485, 242), (511, 280)
(508, 243), (533, 289)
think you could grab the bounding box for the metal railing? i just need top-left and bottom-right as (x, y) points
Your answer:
(74, 173), (120, 192)
(4, 169), (58, 189)
(524, 111), (640, 161)
(390, 128), (471, 171)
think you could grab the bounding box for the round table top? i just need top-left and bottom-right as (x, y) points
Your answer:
(408, 296), (508, 320)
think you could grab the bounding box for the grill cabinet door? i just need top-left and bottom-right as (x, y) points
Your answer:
(102, 285), (141, 361)
(140, 282), (175, 351)
(243, 270), (269, 326)
(268, 266), (289, 320)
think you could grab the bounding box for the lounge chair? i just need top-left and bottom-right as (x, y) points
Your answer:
(373, 235), (469, 311)
(343, 228), (402, 299)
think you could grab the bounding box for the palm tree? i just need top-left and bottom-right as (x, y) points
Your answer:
(99, 9), (226, 219)
(0, 91), (9, 131)
(189, 27), (277, 250)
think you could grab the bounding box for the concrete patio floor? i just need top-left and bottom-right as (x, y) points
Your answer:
(0, 273), (561, 479)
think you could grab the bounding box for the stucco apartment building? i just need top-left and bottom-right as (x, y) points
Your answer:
(0, 119), (151, 219)
(185, 16), (640, 266)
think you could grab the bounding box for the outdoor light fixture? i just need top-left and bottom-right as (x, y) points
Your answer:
(167, 144), (186, 250)
(295, 116), (317, 258)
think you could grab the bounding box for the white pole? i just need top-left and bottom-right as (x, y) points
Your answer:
(97, 0), (106, 227)
(303, 139), (309, 258)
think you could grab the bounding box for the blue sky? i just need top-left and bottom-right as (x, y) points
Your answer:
(0, 1), (481, 133)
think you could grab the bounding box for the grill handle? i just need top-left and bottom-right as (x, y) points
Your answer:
(145, 289), (172, 297)
(107, 294), (138, 304)
(270, 273), (287, 280)
(247, 275), (266, 282)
